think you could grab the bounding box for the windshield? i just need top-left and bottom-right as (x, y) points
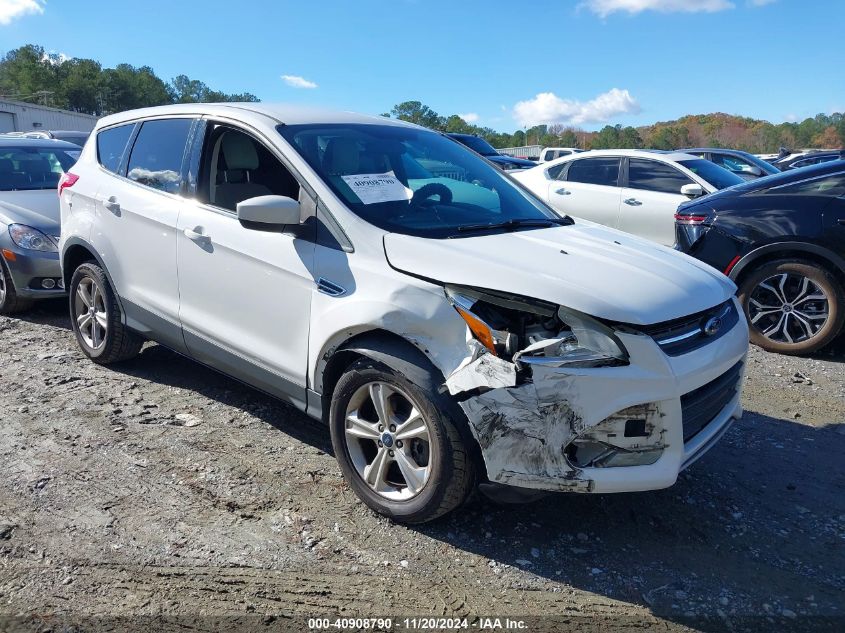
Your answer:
(678, 159), (744, 190)
(0, 147), (79, 191)
(452, 135), (498, 156)
(278, 123), (563, 238)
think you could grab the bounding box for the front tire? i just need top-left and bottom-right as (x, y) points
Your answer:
(329, 358), (475, 523)
(69, 262), (143, 364)
(738, 259), (844, 355)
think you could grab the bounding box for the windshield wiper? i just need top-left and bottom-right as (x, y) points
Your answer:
(456, 217), (572, 233)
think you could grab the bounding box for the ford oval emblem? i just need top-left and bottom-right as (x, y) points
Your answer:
(703, 316), (722, 337)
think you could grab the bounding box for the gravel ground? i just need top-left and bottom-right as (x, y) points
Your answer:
(0, 300), (843, 632)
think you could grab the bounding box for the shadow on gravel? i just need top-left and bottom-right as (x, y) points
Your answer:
(16, 297), (71, 331)
(113, 343), (335, 454)
(413, 410), (845, 629)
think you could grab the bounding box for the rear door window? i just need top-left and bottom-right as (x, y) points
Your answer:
(566, 157), (620, 186)
(126, 118), (193, 194)
(628, 159), (693, 194)
(96, 124), (134, 174)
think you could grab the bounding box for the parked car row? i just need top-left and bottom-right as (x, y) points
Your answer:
(511, 146), (845, 355)
(2, 129), (91, 148)
(770, 149), (845, 171)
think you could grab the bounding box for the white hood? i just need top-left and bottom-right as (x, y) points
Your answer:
(383, 223), (735, 325)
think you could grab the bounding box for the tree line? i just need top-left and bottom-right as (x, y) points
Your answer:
(1, 44), (841, 152)
(0, 44), (258, 116)
(385, 101), (845, 153)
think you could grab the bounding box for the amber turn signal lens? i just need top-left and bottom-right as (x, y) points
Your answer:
(455, 306), (497, 355)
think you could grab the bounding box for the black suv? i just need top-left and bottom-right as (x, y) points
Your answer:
(675, 160), (845, 355)
(446, 134), (535, 170)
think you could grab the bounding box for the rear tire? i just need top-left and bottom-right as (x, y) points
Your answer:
(0, 256), (34, 315)
(329, 358), (476, 523)
(737, 259), (843, 355)
(69, 262), (143, 364)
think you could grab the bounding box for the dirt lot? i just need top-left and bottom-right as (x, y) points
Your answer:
(1, 300), (843, 632)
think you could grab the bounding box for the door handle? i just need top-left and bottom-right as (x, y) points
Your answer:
(555, 188), (571, 195)
(103, 196), (120, 213)
(183, 227), (209, 241)
(624, 198), (642, 206)
(838, 218), (845, 225)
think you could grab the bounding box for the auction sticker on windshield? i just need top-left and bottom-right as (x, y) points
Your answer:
(341, 172), (412, 205)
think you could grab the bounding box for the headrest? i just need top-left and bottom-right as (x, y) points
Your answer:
(324, 138), (360, 175)
(221, 133), (259, 171)
(27, 159), (52, 174)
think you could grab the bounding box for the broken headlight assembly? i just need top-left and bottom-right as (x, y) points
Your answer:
(445, 286), (629, 368)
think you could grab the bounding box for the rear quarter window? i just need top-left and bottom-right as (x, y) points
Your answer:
(96, 124), (135, 174)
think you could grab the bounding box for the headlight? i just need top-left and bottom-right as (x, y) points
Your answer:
(8, 224), (58, 252)
(515, 306), (629, 367)
(446, 286), (628, 368)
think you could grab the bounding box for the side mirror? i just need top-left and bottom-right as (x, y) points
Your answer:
(681, 183), (704, 199)
(742, 165), (763, 177)
(236, 195), (300, 227)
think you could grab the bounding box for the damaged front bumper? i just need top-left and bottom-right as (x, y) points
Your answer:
(449, 302), (749, 494)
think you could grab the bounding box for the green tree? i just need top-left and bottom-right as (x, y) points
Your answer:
(389, 101), (444, 130)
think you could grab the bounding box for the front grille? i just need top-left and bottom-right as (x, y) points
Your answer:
(680, 361), (743, 442)
(638, 300), (739, 356)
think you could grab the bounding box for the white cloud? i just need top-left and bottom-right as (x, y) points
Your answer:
(513, 88), (641, 127)
(280, 74), (317, 89)
(458, 112), (479, 123)
(41, 51), (71, 66)
(580, 0), (734, 17)
(0, 0), (44, 25)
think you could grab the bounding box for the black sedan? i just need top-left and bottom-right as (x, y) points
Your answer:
(446, 133), (536, 170)
(675, 160), (845, 355)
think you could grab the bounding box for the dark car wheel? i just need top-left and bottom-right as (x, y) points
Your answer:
(738, 260), (844, 355)
(329, 358), (476, 523)
(69, 262), (143, 364)
(0, 256), (34, 315)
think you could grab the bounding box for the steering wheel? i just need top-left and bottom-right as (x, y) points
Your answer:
(411, 183), (452, 207)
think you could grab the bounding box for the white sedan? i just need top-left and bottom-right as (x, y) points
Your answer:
(512, 149), (744, 246)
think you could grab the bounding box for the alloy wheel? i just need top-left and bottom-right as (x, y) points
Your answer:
(748, 272), (829, 344)
(74, 276), (108, 350)
(344, 381), (432, 501)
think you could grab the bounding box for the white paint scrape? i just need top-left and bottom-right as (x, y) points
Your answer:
(445, 353), (517, 395)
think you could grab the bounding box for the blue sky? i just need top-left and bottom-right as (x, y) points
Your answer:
(2, 0), (843, 131)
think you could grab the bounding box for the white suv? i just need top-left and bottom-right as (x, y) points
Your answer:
(59, 104), (748, 523)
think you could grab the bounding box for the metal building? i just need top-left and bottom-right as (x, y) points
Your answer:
(0, 98), (98, 133)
